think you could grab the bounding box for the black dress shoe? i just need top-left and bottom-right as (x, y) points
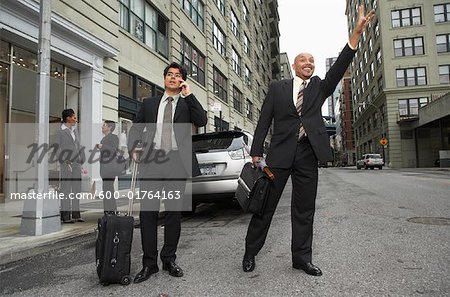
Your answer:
(242, 255), (255, 272)
(162, 261), (184, 277)
(61, 219), (75, 224)
(293, 262), (323, 276)
(75, 218), (85, 222)
(134, 266), (159, 283)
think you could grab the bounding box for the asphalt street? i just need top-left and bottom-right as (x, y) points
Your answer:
(1, 167), (449, 296)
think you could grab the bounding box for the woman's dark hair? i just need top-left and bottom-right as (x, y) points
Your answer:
(163, 62), (188, 81)
(61, 108), (75, 123)
(104, 120), (116, 132)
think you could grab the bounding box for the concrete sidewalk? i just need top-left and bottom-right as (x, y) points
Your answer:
(0, 194), (144, 265)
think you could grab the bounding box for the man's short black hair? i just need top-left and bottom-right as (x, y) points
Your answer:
(163, 62), (188, 81)
(61, 108), (75, 123)
(104, 120), (116, 132)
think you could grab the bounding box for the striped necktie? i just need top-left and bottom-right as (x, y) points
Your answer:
(296, 81), (307, 140)
(161, 97), (174, 151)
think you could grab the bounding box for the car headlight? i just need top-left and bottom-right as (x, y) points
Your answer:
(228, 148), (244, 160)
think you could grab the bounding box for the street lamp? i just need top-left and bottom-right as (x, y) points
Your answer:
(358, 102), (386, 163)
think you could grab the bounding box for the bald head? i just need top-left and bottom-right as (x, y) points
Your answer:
(292, 52), (315, 80)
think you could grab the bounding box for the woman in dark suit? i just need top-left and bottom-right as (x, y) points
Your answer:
(97, 120), (119, 214)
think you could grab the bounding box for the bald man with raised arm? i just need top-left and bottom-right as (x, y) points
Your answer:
(242, 5), (375, 276)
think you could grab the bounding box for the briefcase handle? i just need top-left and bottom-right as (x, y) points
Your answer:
(127, 160), (139, 216)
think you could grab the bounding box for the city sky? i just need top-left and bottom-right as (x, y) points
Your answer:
(278, 0), (349, 79)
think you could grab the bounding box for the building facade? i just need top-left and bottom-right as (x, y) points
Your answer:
(346, 0), (450, 168)
(0, 0), (280, 197)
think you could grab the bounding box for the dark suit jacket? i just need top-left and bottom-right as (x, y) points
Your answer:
(128, 93), (207, 177)
(99, 133), (119, 178)
(250, 44), (356, 167)
(53, 125), (86, 165)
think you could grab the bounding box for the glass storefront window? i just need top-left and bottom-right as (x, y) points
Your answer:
(12, 47), (37, 72)
(50, 61), (64, 80)
(119, 70), (133, 98)
(66, 67), (80, 86)
(136, 78), (152, 101)
(0, 40), (10, 62)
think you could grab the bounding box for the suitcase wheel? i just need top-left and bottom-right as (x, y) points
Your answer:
(121, 275), (132, 286)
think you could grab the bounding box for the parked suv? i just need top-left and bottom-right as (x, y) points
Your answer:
(190, 131), (253, 212)
(356, 154), (384, 170)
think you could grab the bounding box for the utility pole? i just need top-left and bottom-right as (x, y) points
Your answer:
(21, 0), (61, 235)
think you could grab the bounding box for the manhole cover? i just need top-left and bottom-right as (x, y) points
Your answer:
(407, 217), (450, 225)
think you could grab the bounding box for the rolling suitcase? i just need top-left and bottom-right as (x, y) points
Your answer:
(95, 160), (138, 286)
(236, 162), (272, 216)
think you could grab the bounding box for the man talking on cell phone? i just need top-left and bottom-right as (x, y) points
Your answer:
(128, 62), (207, 283)
(242, 5), (375, 276)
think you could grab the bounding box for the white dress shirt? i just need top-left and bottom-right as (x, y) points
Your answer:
(154, 92), (181, 150)
(61, 123), (76, 141)
(293, 76), (310, 107)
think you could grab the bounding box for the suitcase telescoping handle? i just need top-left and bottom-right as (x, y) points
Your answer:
(127, 160), (139, 216)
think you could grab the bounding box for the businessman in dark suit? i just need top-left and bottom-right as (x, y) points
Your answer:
(128, 62), (207, 283)
(97, 120), (120, 214)
(54, 109), (86, 223)
(243, 5), (375, 276)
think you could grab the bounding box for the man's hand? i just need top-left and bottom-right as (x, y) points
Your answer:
(251, 156), (263, 166)
(131, 148), (142, 163)
(179, 80), (191, 97)
(349, 4), (376, 48)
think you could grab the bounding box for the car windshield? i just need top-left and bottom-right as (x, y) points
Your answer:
(193, 132), (246, 153)
(368, 154), (382, 159)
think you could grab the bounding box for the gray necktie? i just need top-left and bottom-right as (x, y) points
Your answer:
(161, 97), (173, 151)
(296, 81), (307, 140)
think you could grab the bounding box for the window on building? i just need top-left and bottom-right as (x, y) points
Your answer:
(439, 65), (450, 84)
(370, 62), (375, 79)
(214, 0), (225, 15)
(243, 34), (250, 54)
(232, 47), (241, 75)
(394, 37), (424, 56)
(213, 21), (226, 55)
(396, 67), (426, 87)
(391, 7), (422, 28)
(398, 97), (428, 117)
(436, 34), (450, 53)
(246, 99), (253, 120)
(214, 116), (229, 131)
(377, 75), (383, 93)
(376, 49), (382, 66)
(181, 36), (206, 86)
(119, 0), (169, 57)
(373, 20), (380, 39)
(231, 9), (240, 37)
(434, 3), (450, 22)
(243, 3), (249, 23)
(213, 67), (227, 102)
(233, 86), (243, 113)
(119, 69), (159, 102)
(244, 65), (251, 86)
(180, 0), (204, 30)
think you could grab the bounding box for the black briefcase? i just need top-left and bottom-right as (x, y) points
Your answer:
(236, 162), (271, 216)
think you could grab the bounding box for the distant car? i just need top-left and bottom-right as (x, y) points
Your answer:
(190, 131), (253, 212)
(356, 154), (384, 170)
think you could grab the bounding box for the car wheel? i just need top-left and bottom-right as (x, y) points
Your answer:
(379, 166), (383, 170)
